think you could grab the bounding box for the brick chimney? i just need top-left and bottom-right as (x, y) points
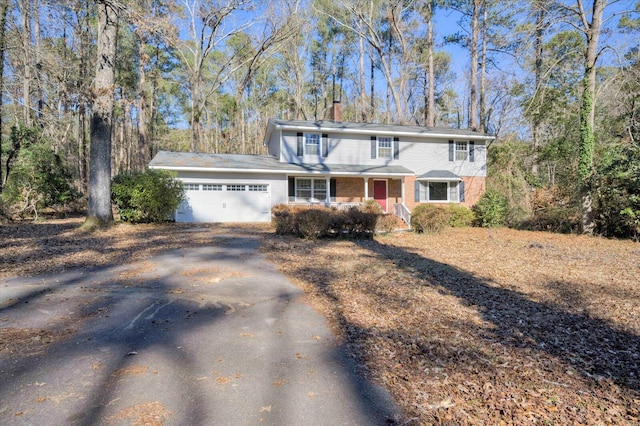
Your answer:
(329, 101), (343, 122)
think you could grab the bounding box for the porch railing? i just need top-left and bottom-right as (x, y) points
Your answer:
(394, 203), (411, 226)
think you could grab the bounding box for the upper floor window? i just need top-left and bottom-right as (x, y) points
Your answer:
(297, 132), (328, 157)
(371, 136), (399, 160)
(449, 140), (475, 162)
(378, 137), (393, 159)
(456, 141), (468, 161)
(305, 133), (320, 155)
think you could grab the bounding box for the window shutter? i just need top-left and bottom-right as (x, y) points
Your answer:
(449, 140), (454, 161)
(459, 180), (465, 202)
(469, 141), (475, 162)
(414, 180), (421, 202)
(297, 133), (303, 156)
(393, 137), (400, 160)
(288, 177), (295, 200)
(322, 134), (328, 157)
(371, 136), (377, 159)
(330, 178), (336, 201)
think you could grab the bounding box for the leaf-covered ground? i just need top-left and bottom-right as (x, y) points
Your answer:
(262, 228), (640, 425)
(2, 219), (639, 424)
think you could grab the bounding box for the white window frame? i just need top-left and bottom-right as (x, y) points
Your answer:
(455, 141), (468, 161)
(377, 137), (393, 159)
(202, 184), (222, 191)
(248, 184), (268, 192)
(184, 183), (200, 191)
(304, 133), (320, 156)
(295, 178), (327, 202)
(419, 181), (460, 203)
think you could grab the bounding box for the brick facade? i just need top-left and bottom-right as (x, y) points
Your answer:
(332, 175), (485, 211)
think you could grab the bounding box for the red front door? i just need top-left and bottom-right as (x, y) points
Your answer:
(373, 180), (387, 212)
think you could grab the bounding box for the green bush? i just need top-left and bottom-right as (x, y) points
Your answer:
(111, 170), (185, 223)
(2, 126), (79, 219)
(447, 204), (475, 227)
(410, 204), (452, 234)
(295, 208), (331, 239)
(473, 189), (510, 228)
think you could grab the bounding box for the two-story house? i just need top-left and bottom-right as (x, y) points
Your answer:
(149, 110), (493, 223)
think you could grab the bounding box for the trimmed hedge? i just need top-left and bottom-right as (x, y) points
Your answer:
(410, 204), (452, 234)
(271, 204), (380, 239)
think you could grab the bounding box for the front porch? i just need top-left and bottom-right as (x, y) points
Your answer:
(286, 176), (411, 224)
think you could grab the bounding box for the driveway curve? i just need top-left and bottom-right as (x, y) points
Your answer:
(0, 226), (399, 425)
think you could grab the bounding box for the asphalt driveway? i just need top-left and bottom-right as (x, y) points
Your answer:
(0, 227), (399, 425)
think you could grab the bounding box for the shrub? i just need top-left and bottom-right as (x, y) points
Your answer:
(271, 204), (296, 235)
(375, 213), (398, 233)
(410, 204), (452, 234)
(2, 127), (79, 219)
(473, 189), (510, 228)
(111, 170), (185, 223)
(447, 204), (475, 227)
(295, 208), (331, 239)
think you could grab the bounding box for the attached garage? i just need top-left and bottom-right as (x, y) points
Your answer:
(176, 182), (271, 223)
(149, 151), (292, 223)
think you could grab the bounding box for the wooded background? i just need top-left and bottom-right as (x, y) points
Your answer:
(0, 0), (639, 238)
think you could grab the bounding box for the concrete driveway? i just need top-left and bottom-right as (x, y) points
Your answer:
(0, 227), (399, 425)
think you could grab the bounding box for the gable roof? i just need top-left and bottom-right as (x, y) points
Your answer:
(149, 151), (414, 177)
(265, 119), (494, 143)
(417, 170), (462, 181)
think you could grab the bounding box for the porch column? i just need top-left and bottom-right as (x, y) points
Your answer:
(401, 177), (405, 205)
(363, 177), (369, 200)
(325, 176), (331, 207)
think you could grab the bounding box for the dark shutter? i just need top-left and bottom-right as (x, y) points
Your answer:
(322, 134), (328, 157)
(449, 140), (454, 161)
(469, 141), (475, 162)
(288, 177), (295, 201)
(459, 180), (465, 202)
(414, 180), (421, 202)
(371, 136), (377, 159)
(393, 137), (400, 160)
(330, 178), (336, 201)
(297, 133), (303, 157)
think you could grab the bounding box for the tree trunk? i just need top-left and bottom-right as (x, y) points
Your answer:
(531, 3), (545, 176)
(0, 0), (8, 192)
(84, 0), (117, 228)
(20, 0), (32, 126)
(578, 0), (606, 235)
(359, 35), (367, 121)
(426, 2), (435, 127)
(468, 0), (480, 130)
(137, 36), (148, 169)
(479, 4), (487, 133)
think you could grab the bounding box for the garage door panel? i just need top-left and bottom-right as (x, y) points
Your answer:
(176, 183), (271, 223)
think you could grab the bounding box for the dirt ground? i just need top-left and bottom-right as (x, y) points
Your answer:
(2, 218), (639, 424)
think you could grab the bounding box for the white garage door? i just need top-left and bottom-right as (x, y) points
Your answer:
(176, 183), (271, 223)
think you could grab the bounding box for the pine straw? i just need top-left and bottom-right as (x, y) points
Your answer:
(262, 228), (640, 425)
